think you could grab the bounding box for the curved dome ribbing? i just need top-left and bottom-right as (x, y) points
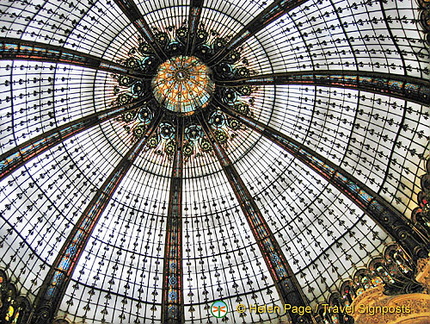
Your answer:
(0, 0), (429, 323)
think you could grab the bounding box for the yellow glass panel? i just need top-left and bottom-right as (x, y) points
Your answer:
(152, 56), (215, 114)
(5, 305), (14, 321)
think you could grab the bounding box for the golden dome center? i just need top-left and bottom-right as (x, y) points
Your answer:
(152, 56), (215, 115)
(174, 69), (189, 81)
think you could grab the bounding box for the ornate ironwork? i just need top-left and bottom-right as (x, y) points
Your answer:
(0, 269), (32, 324)
(114, 24), (255, 160)
(0, 38), (143, 78)
(217, 71), (430, 106)
(218, 101), (430, 261)
(161, 121), (184, 323)
(412, 158), (430, 237)
(29, 112), (162, 324)
(112, 0), (168, 61)
(418, 0), (430, 46)
(318, 244), (424, 324)
(0, 99), (147, 181)
(198, 114), (317, 324)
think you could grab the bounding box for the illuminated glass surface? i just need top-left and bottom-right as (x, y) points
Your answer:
(152, 56), (214, 114)
(0, 0), (428, 323)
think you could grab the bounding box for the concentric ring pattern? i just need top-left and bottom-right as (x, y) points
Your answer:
(0, 0), (429, 323)
(152, 56), (214, 114)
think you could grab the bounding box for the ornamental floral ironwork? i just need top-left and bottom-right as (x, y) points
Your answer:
(113, 25), (257, 161)
(318, 244), (424, 324)
(0, 270), (32, 324)
(412, 158), (430, 237)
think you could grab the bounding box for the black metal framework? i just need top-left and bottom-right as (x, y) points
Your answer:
(198, 114), (317, 324)
(217, 71), (430, 106)
(0, 0), (428, 323)
(217, 101), (429, 261)
(112, 0), (168, 61)
(0, 99), (147, 181)
(29, 112), (162, 324)
(0, 38), (144, 78)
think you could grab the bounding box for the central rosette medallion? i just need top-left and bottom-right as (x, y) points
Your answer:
(152, 56), (215, 115)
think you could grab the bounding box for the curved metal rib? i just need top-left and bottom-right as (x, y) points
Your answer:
(217, 101), (429, 261)
(161, 121), (184, 324)
(0, 99), (146, 181)
(29, 112), (163, 324)
(216, 70), (430, 106)
(197, 114), (317, 324)
(207, 0), (308, 65)
(0, 38), (145, 78)
(113, 0), (168, 61)
(186, 0), (204, 55)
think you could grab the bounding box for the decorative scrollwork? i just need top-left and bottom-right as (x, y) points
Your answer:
(318, 244), (425, 324)
(412, 158), (430, 237)
(112, 24), (257, 161)
(418, 0), (430, 46)
(0, 269), (32, 324)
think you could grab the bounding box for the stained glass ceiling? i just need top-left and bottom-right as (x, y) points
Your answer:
(0, 0), (429, 323)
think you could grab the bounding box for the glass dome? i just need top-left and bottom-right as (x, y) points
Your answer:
(0, 0), (429, 323)
(152, 56), (214, 114)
